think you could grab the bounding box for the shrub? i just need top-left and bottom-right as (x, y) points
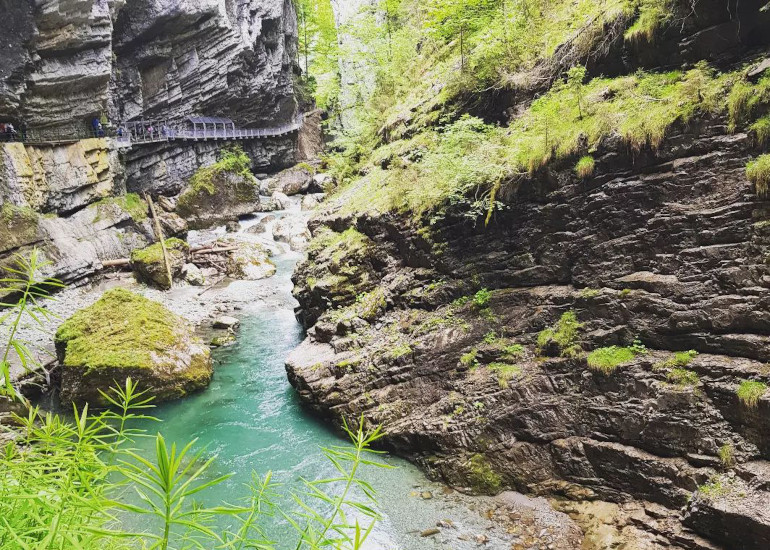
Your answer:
(536, 311), (583, 357)
(472, 288), (492, 309)
(503, 343), (524, 358)
(586, 346), (636, 374)
(667, 368), (700, 388)
(575, 155), (595, 178)
(747, 154), (770, 197)
(737, 380), (767, 408)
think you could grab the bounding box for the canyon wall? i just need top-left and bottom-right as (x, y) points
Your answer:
(286, 1), (770, 548)
(0, 0), (300, 283)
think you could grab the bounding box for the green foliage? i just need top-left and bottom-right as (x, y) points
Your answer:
(586, 346), (636, 374)
(727, 74), (770, 132)
(130, 237), (189, 265)
(737, 379), (767, 408)
(295, 0), (341, 110)
(488, 362), (521, 388)
(0, 248), (63, 399)
(0, 383), (388, 550)
(472, 287), (491, 309)
(698, 475), (732, 500)
(667, 368), (700, 388)
(624, 0), (671, 43)
(180, 146), (254, 211)
(751, 116), (770, 146)
(747, 154), (770, 197)
(718, 443), (735, 468)
(503, 343), (524, 358)
(466, 453), (502, 494)
(389, 342), (412, 359)
(536, 311), (582, 357)
(575, 155), (595, 178)
(460, 348), (479, 367)
(655, 349), (697, 370)
(55, 288), (183, 370)
(354, 289), (387, 321)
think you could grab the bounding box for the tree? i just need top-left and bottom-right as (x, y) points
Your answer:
(567, 66), (587, 120)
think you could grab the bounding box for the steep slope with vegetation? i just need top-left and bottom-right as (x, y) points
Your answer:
(287, 0), (770, 547)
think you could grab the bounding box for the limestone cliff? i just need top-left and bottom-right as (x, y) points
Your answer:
(286, 1), (770, 548)
(0, 0), (301, 283)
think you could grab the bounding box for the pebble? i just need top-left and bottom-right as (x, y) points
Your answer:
(421, 528), (440, 537)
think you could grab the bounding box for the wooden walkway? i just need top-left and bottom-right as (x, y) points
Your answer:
(116, 115), (304, 148)
(2, 114), (303, 148)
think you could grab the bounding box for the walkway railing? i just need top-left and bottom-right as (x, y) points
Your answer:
(115, 114), (304, 148)
(2, 114), (304, 148)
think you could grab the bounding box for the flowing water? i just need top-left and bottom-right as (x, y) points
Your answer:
(127, 206), (515, 549)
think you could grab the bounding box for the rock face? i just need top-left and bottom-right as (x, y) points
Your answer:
(55, 288), (212, 406)
(286, 4), (770, 545)
(0, 0), (122, 128)
(288, 118), (770, 547)
(0, 140), (151, 284)
(112, 0), (297, 125)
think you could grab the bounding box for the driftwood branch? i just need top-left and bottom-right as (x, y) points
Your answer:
(144, 193), (173, 289)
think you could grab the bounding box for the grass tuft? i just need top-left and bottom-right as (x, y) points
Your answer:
(575, 155), (595, 178)
(586, 346), (636, 374)
(737, 380), (767, 408)
(488, 362), (521, 388)
(667, 368), (700, 388)
(747, 155), (770, 197)
(537, 311), (583, 357)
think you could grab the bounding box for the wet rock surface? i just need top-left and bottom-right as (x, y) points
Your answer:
(287, 116), (770, 548)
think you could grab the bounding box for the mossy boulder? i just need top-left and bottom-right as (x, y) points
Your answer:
(263, 164), (314, 196)
(130, 238), (190, 289)
(176, 147), (260, 229)
(55, 289), (212, 406)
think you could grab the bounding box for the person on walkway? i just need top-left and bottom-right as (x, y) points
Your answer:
(92, 117), (101, 137)
(19, 120), (27, 141)
(147, 125), (154, 139)
(5, 123), (17, 141)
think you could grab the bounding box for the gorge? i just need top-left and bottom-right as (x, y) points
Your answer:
(2, 0), (770, 549)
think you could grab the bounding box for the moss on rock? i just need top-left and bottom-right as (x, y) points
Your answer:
(130, 238), (189, 289)
(176, 147), (259, 228)
(55, 288), (212, 406)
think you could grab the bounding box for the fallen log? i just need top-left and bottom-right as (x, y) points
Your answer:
(191, 246), (238, 255)
(102, 258), (131, 268)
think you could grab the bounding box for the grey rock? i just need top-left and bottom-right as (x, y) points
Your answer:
(182, 263), (205, 286)
(213, 315), (240, 329)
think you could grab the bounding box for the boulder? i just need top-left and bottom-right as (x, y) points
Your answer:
(175, 149), (261, 229)
(301, 193), (326, 210)
(131, 238), (190, 290)
(213, 315), (240, 329)
(182, 263), (205, 286)
(225, 220), (240, 232)
(273, 217), (311, 251)
(55, 289), (212, 406)
(159, 211), (188, 237)
(217, 237), (276, 280)
(311, 173), (333, 193)
(271, 192), (291, 210)
(246, 214), (276, 234)
(264, 164), (314, 196)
